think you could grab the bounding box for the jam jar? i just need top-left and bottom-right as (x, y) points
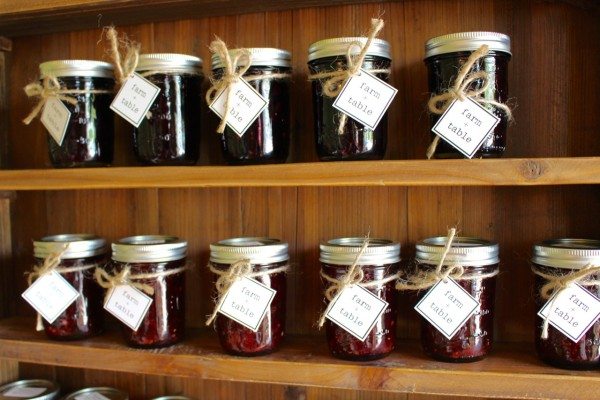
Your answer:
(0, 380), (60, 400)
(415, 236), (499, 362)
(38, 60), (115, 167)
(63, 387), (128, 400)
(33, 234), (107, 340)
(424, 32), (511, 158)
(209, 237), (289, 356)
(308, 38), (392, 161)
(134, 54), (203, 165)
(532, 239), (600, 370)
(211, 48), (291, 164)
(320, 238), (400, 361)
(111, 235), (187, 348)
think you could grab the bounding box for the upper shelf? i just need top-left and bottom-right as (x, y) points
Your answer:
(0, 158), (598, 190)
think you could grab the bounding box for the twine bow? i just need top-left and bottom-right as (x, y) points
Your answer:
(426, 44), (514, 159)
(94, 266), (155, 297)
(206, 259), (289, 326)
(22, 76), (79, 125)
(308, 18), (389, 135)
(104, 26), (140, 85)
(533, 264), (600, 339)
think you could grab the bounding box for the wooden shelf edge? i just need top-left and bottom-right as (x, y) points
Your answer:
(0, 158), (599, 190)
(0, 318), (598, 399)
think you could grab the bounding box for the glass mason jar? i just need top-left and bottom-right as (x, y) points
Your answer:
(39, 60), (115, 167)
(134, 54), (203, 165)
(63, 387), (128, 400)
(209, 237), (289, 356)
(532, 239), (600, 370)
(33, 234), (107, 340)
(211, 48), (291, 165)
(111, 235), (187, 348)
(320, 238), (400, 361)
(415, 236), (499, 362)
(308, 37), (391, 161)
(0, 380), (60, 400)
(424, 32), (511, 158)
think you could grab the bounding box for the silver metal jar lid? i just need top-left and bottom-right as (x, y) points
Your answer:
(532, 239), (600, 269)
(112, 235), (187, 263)
(320, 238), (400, 266)
(39, 60), (114, 78)
(308, 37), (391, 62)
(63, 387), (128, 400)
(0, 379), (59, 400)
(210, 237), (289, 264)
(136, 53), (203, 74)
(211, 48), (291, 70)
(416, 236), (499, 266)
(151, 397), (192, 400)
(425, 31), (511, 59)
(34, 234), (107, 259)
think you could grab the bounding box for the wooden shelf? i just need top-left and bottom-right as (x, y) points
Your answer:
(0, 318), (597, 399)
(0, 158), (598, 190)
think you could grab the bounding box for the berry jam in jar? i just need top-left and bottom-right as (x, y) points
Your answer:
(134, 54), (203, 165)
(209, 237), (289, 356)
(211, 48), (291, 164)
(111, 235), (187, 348)
(33, 234), (107, 340)
(532, 239), (600, 370)
(320, 238), (400, 361)
(39, 60), (115, 167)
(308, 38), (391, 161)
(415, 237), (499, 362)
(424, 32), (511, 158)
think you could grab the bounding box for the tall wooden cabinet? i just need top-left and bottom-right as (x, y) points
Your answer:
(0, 1), (598, 399)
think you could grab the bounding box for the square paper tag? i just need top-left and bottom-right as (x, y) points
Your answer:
(41, 97), (71, 146)
(2, 387), (47, 398)
(414, 278), (479, 340)
(333, 69), (397, 130)
(325, 284), (388, 341)
(104, 285), (153, 331)
(431, 97), (501, 158)
(209, 79), (268, 137)
(75, 392), (111, 400)
(217, 276), (276, 332)
(110, 72), (161, 127)
(21, 270), (79, 324)
(538, 283), (600, 342)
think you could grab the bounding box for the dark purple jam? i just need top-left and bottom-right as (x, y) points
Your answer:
(47, 76), (115, 168)
(37, 254), (106, 340)
(212, 261), (286, 356)
(418, 263), (497, 362)
(133, 73), (203, 165)
(534, 264), (600, 370)
(308, 55), (390, 161)
(213, 66), (291, 165)
(321, 262), (398, 361)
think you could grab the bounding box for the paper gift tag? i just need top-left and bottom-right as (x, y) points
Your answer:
(104, 285), (153, 331)
(217, 276), (276, 331)
(414, 277), (479, 339)
(209, 78), (268, 137)
(110, 72), (160, 127)
(325, 284), (388, 341)
(75, 392), (112, 400)
(41, 97), (71, 146)
(21, 270), (79, 324)
(332, 68), (397, 130)
(538, 283), (600, 342)
(431, 97), (501, 158)
(2, 387), (48, 398)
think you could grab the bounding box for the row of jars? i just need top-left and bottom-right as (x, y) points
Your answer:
(29, 234), (600, 370)
(31, 31), (511, 168)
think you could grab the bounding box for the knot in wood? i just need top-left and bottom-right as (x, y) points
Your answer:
(520, 160), (546, 180)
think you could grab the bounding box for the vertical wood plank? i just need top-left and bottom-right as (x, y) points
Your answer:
(0, 359), (18, 385)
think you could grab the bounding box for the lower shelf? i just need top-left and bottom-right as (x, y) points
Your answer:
(0, 318), (597, 399)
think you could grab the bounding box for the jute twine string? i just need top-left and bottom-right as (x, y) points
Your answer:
(426, 45), (514, 159)
(532, 264), (600, 339)
(104, 26), (140, 85)
(26, 244), (97, 331)
(205, 259), (289, 326)
(205, 38), (291, 134)
(94, 264), (187, 299)
(22, 76), (112, 125)
(307, 18), (390, 135)
(395, 228), (499, 291)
